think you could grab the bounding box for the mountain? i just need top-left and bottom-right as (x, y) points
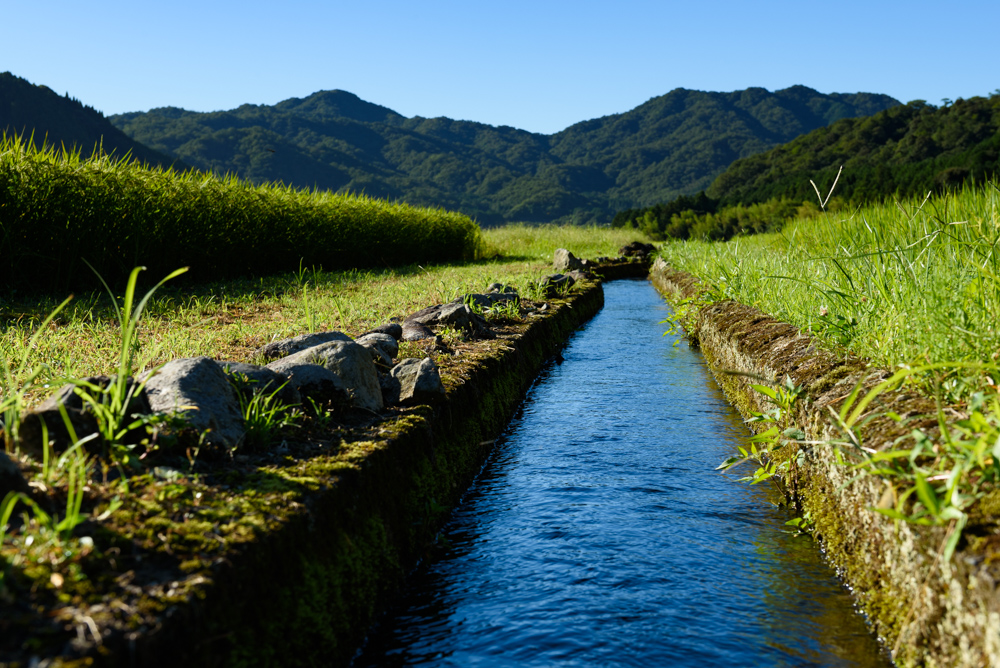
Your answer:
(706, 93), (1000, 206)
(0, 71), (181, 168)
(109, 86), (900, 225)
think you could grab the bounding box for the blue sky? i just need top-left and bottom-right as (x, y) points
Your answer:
(4, 0), (997, 134)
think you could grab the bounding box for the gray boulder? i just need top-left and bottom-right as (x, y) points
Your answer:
(218, 361), (301, 406)
(553, 248), (584, 272)
(142, 357), (245, 448)
(267, 341), (383, 412)
(536, 273), (576, 298)
(262, 362), (350, 408)
(1, 450), (29, 499)
(389, 358), (446, 406)
(402, 321), (436, 341)
(254, 331), (353, 361)
(486, 283), (517, 294)
(379, 372), (402, 407)
(454, 292), (519, 310)
(360, 323), (403, 342)
(355, 333), (399, 369)
(405, 303), (491, 338)
(18, 376), (151, 457)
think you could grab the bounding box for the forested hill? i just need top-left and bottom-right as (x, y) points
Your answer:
(706, 93), (1000, 206)
(109, 86), (899, 225)
(0, 72), (180, 168)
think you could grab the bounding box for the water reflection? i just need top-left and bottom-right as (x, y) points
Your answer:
(353, 279), (890, 667)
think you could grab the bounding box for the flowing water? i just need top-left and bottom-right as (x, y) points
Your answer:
(354, 279), (891, 667)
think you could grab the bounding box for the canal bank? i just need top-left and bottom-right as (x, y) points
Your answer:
(2, 274), (611, 667)
(650, 260), (1000, 668)
(353, 278), (888, 667)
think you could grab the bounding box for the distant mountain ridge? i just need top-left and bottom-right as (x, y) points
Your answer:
(706, 93), (1000, 206)
(109, 86), (900, 224)
(0, 71), (180, 168)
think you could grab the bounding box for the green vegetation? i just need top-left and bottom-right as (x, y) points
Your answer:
(107, 85), (897, 225)
(618, 93), (1000, 242)
(482, 223), (647, 260)
(613, 192), (823, 241)
(0, 221), (636, 663)
(660, 180), (1000, 555)
(661, 182), (1000, 385)
(0, 134), (485, 292)
(708, 93), (1000, 206)
(0, 71), (179, 168)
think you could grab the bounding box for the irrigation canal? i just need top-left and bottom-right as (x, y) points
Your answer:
(353, 279), (890, 667)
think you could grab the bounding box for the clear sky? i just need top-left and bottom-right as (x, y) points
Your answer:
(3, 0), (997, 135)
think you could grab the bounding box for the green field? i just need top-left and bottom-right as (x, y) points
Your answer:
(0, 134), (484, 292)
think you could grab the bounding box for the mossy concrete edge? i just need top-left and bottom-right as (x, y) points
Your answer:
(650, 261), (1000, 668)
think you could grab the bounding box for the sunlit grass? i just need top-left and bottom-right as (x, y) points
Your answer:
(661, 182), (1000, 397)
(0, 133), (485, 293)
(661, 181), (1000, 550)
(482, 223), (648, 262)
(1, 225), (642, 408)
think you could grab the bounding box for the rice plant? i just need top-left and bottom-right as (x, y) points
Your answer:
(0, 133), (486, 293)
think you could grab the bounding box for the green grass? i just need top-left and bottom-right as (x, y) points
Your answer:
(661, 181), (1000, 397)
(0, 225), (644, 412)
(0, 133), (485, 292)
(660, 180), (1000, 552)
(482, 223), (645, 262)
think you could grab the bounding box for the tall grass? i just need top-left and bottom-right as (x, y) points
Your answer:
(662, 181), (1000, 548)
(0, 134), (485, 292)
(661, 181), (1000, 396)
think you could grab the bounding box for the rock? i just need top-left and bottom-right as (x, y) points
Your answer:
(389, 358), (446, 406)
(486, 283), (517, 294)
(619, 241), (656, 257)
(360, 323), (403, 342)
(566, 270), (593, 282)
(254, 331), (353, 361)
(267, 341), (383, 412)
(454, 292), (519, 310)
(218, 361), (301, 406)
(402, 321), (436, 341)
(142, 357), (246, 448)
(355, 333), (399, 369)
(536, 273), (576, 298)
(405, 303), (491, 337)
(1, 450), (29, 498)
(17, 376), (151, 457)
(553, 248), (584, 272)
(378, 372), (402, 406)
(262, 362), (350, 408)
